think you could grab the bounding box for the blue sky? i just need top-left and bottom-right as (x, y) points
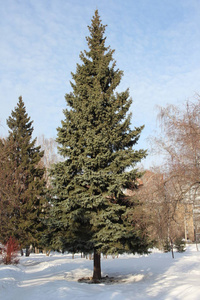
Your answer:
(1, 0), (200, 168)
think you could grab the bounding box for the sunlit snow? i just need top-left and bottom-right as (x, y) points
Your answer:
(1, 244), (200, 300)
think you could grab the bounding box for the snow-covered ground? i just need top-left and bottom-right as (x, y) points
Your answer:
(1, 244), (200, 300)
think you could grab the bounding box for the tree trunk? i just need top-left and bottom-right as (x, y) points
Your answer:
(93, 250), (101, 280)
(170, 238), (174, 259)
(25, 246), (30, 257)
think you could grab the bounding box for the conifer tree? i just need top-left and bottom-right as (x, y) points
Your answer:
(50, 10), (150, 280)
(0, 137), (18, 242)
(1, 96), (46, 253)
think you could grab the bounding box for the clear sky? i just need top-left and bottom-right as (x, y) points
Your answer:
(1, 0), (200, 168)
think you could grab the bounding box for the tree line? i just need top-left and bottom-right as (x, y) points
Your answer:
(0, 10), (199, 280)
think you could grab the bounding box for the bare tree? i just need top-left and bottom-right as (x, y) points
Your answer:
(150, 97), (200, 246)
(37, 135), (63, 187)
(135, 169), (185, 257)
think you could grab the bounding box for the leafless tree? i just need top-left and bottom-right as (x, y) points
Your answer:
(150, 96), (200, 246)
(136, 169), (185, 257)
(37, 135), (63, 187)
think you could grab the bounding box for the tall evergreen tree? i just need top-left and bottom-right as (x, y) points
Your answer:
(0, 137), (18, 242)
(50, 10), (150, 280)
(1, 96), (46, 253)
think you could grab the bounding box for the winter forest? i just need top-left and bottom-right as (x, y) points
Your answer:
(1, 10), (200, 300)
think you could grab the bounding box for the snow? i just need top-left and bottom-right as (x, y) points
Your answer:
(1, 245), (200, 300)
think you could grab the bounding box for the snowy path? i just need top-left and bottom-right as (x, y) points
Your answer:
(1, 245), (200, 300)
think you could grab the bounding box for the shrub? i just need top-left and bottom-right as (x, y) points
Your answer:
(0, 237), (19, 265)
(174, 238), (186, 253)
(163, 239), (171, 252)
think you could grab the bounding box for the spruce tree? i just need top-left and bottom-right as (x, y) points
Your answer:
(0, 137), (18, 243)
(50, 10), (150, 280)
(3, 96), (46, 253)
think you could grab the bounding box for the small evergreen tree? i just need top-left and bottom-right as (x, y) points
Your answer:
(1, 97), (46, 254)
(50, 10), (150, 280)
(174, 237), (186, 253)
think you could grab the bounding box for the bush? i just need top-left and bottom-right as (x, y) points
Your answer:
(0, 237), (19, 265)
(163, 239), (171, 252)
(174, 238), (186, 253)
